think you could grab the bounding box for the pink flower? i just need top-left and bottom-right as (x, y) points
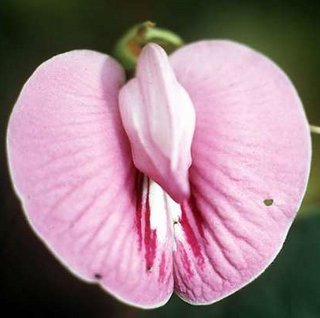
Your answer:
(7, 40), (311, 308)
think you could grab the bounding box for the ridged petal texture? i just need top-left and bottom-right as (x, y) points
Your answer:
(7, 41), (311, 309)
(7, 50), (174, 308)
(170, 41), (311, 304)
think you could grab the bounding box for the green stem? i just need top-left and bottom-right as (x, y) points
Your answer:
(113, 21), (184, 73)
(310, 125), (320, 134)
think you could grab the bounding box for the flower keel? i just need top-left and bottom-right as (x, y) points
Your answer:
(119, 43), (196, 203)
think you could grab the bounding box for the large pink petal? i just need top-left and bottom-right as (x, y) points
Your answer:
(170, 41), (311, 304)
(7, 50), (173, 308)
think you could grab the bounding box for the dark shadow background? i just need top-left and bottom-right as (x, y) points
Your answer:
(1, 0), (320, 317)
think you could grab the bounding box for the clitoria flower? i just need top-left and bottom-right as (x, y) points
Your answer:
(7, 38), (311, 308)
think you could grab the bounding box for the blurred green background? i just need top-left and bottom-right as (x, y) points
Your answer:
(0, 0), (319, 317)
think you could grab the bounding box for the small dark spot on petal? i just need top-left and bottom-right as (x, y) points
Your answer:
(94, 273), (102, 279)
(264, 199), (274, 206)
(173, 220), (178, 225)
(146, 266), (152, 271)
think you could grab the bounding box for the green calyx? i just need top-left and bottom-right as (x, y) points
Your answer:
(113, 21), (184, 73)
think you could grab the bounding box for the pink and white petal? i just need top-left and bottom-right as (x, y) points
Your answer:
(7, 50), (173, 308)
(119, 44), (195, 203)
(170, 41), (311, 304)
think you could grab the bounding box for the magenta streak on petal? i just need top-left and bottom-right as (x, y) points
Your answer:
(144, 178), (157, 271)
(178, 243), (193, 277)
(180, 201), (204, 267)
(158, 252), (166, 283)
(188, 193), (205, 239)
(134, 172), (144, 250)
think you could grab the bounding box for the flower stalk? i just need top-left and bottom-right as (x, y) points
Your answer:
(310, 125), (320, 134)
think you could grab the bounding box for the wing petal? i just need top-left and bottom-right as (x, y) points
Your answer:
(170, 40), (311, 304)
(7, 50), (173, 308)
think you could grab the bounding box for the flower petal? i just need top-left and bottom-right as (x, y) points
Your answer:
(7, 50), (173, 308)
(170, 41), (311, 304)
(119, 44), (196, 203)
